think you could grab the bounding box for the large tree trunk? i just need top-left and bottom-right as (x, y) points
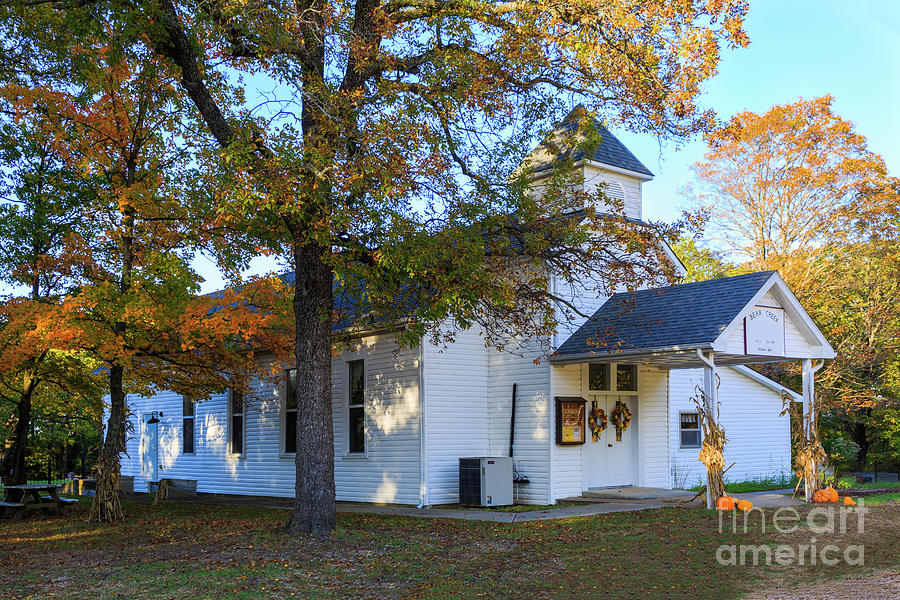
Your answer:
(285, 240), (336, 535)
(10, 378), (35, 485)
(90, 363), (126, 523)
(148, 0), (338, 533)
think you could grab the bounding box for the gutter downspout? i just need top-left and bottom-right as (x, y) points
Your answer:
(417, 344), (427, 509)
(509, 383), (517, 459)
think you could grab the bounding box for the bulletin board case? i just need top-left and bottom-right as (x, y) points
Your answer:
(555, 397), (587, 446)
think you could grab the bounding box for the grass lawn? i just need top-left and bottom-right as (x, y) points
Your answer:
(689, 474), (799, 494)
(866, 492), (900, 506)
(839, 480), (900, 490)
(0, 498), (897, 599)
(686, 475), (900, 495)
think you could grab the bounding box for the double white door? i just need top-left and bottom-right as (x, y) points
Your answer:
(584, 395), (636, 489)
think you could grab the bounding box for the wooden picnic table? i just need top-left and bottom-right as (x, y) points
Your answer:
(1, 484), (77, 519)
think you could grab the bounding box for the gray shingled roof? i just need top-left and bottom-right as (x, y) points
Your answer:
(526, 106), (653, 177)
(554, 271), (777, 359)
(278, 271), (421, 333)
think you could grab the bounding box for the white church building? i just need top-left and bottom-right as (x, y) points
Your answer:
(119, 120), (834, 506)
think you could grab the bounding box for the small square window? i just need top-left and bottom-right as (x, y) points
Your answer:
(588, 364), (609, 391)
(680, 412), (701, 448)
(616, 364), (637, 391)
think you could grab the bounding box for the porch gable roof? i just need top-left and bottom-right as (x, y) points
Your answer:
(551, 271), (835, 367)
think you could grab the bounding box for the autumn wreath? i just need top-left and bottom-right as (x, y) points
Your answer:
(610, 400), (632, 441)
(588, 400), (607, 442)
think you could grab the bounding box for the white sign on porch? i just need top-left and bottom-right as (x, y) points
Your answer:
(744, 305), (785, 356)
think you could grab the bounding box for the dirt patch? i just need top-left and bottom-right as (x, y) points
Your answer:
(737, 503), (900, 600)
(745, 569), (899, 600)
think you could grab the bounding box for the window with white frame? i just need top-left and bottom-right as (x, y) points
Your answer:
(182, 397), (195, 454)
(284, 369), (298, 454)
(616, 364), (638, 391)
(348, 359), (365, 454)
(588, 363), (610, 391)
(680, 412), (701, 448)
(230, 389), (244, 456)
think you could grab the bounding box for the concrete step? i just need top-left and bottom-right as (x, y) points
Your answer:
(581, 487), (699, 501)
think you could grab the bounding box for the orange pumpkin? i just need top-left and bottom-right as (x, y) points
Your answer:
(715, 496), (735, 510)
(843, 496), (857, 506)
(826, 487), (839, 502)
(736, 499), (754, 512)
(813, 489), (831, 503)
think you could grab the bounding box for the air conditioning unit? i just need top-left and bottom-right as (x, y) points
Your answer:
(459, 457), (513, 507)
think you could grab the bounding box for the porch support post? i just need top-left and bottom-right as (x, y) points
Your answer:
(699, 351), (718, 418)
(696, 349), (718, 508)
(801, 358), (825, 502)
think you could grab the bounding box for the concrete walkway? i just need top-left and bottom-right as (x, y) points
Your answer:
(734, 488), (804, 508)
(134, 493), (669, 522)
(581, 486), (698, 501)
(577, 487), (806, 508)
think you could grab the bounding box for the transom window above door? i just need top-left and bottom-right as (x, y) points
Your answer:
(588, 363), (610, 391)
(616, 364), (637, 391)
(588, 363), (638, 392)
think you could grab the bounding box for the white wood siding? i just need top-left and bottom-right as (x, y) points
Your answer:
(668, 367), (792, 489)
(423, 326), (490, 505)
(121, 333), (423, 505)
(487, 340), (552, 504)
(121, 375), (291, 497)
(550, 364), (584, 500)
(638, 369), (670, 488)
(335, 335), (421, 504)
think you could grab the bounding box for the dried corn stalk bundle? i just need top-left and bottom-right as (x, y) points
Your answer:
(781, 392), (824, 502)
(89, 454), (123, 523)
(89, 417), (130, 523)
(153, 479), (169, 506)
(692, 385), (727, 506)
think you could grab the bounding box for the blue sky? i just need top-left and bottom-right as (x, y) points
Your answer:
(616, 0), (900, 223)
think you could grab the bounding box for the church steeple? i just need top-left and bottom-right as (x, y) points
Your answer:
(521, 106), (653, 221)
(522, 105), (653, 178)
